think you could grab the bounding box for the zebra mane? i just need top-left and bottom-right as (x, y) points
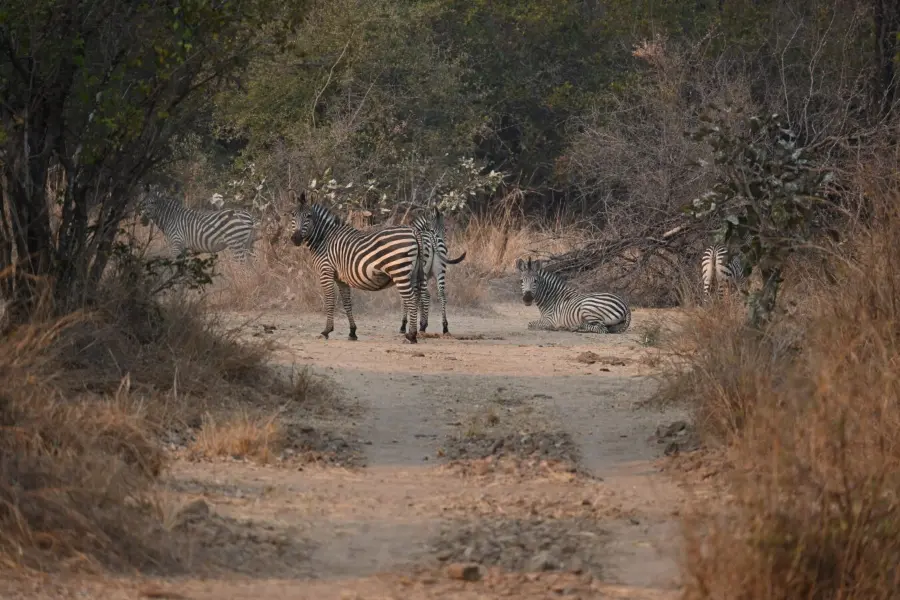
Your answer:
(534, 267), (569, 289)
(307, 202), (345, 227)
(412, 207), (444, 234)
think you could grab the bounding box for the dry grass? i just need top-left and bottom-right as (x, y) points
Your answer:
(0, 250), (325, 573)
(189, 410), (284, 464)
(662, 188), (900, 599)
(0, 313), (172, 572)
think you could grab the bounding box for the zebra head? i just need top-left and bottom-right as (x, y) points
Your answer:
(430, 206), (446, 237)
(516, 256), (545, 306)
(136, 185), (166, 226)
(290, 193), (340, 248)
(412, 206), (443, 234)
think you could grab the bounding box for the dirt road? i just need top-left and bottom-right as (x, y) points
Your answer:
(8, 303), (690, 599)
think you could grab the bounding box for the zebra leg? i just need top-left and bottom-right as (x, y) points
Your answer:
(319, 273), (337, 340)
(575, 321), (609, 334)
(437, 269), (449, 334)
(336, 280), (358, 341)
(419, 284), (431, 332)
(398, 283), (419, 344)
(527, 319), (555, 331)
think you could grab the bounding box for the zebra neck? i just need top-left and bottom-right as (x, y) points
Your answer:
(306, 220), (355, 252)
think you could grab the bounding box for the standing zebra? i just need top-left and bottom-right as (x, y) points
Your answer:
(516, 257), (631, 333)
(399, 206), (467, 335)
(137, 187), (258, 261)
(289, 193), (425, 344)
(700, 244), (745, 301)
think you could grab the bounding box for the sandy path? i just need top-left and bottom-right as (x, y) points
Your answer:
(7, 303), (689, 599)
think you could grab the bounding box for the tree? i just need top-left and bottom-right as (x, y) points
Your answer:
(0, 0), (307, 318)
(687, 107), (832, 325)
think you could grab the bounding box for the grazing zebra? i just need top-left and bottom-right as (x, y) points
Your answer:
(137, 187), (258, 261)
(399, 207), (467, 335)
(515, 257), (631, 334)
(289, 193), (425, 344)
(700, 244), (745, 301)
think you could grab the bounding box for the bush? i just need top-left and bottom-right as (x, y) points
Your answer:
(667, 185), (900, 599)
(0, 250), (283, 572)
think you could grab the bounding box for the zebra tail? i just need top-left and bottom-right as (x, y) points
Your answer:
(445, 251), (467, 265)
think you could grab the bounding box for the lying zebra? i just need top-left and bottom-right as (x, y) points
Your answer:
(290, 193), (425, 344)
(137, 186), (258, 261)
(516, 257), (631, 334)
(400, 206), (467, 335)
(700, 244), (745, 302)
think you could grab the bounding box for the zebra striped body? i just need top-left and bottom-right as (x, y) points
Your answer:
(399, 207), (467, 335)
(290, 194), (425, 344)
(515, 257), (631, 334)
(700, 245), (744, 301)
(138, 188), (258, 261)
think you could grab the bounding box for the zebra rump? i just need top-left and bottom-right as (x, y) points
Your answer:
(700, 244), (744, 300)
(400, 206), (467, 334)
(515, 256), (631, 334)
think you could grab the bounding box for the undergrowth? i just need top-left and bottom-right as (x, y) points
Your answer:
(661, 184), (900, 599)
(0, 251), (321, 573)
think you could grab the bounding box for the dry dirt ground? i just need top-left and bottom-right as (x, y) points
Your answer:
(4, 301), (695, 600)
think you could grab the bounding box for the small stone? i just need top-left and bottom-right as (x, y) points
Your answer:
(574, 351), (600, 364)
(528, 550), (558, 572)
(446, 563), (482, 581)
(567, 556), (584, 574)
(472, 460), (491, 476)
(174, 498), (209, 528)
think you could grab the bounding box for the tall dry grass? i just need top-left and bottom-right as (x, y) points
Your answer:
(0, 251), (315, 572)
(662, 185), (900, 599)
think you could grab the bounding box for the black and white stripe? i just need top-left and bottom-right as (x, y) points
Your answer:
(138, 187), (258, 261)
(290, 193), (425, 343)
(700, 245), (744, 301)
(399, 207), (467, 335)
(515, 257), (631, 333)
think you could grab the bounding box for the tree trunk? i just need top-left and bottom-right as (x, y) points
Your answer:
(749, 263), (783, 328)
(873, 0), (900, 117)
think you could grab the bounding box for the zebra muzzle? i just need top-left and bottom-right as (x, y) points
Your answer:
(522, 291), (534, 305)
(290, 231), (304, 246)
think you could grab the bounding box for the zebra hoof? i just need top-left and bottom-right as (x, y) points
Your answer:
(418, 323), (428, 333)
(404, 332), (418, 344)
(348, 334), (358, 341)
(442, 323), (449, 335)
(319, 331), (331, 340)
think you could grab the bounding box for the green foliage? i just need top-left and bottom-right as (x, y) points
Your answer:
(686, 107), (832, 324)
(301, 158), (506, 220)
(111, 236), (218, 297)
(214, 0), (478, 195)
(0, 0), (309, 315)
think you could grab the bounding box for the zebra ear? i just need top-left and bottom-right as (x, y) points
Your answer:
(515, 258), (524, 272)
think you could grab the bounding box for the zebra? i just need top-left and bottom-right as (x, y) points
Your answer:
(399, 206), (467, 335)
(137, 187), (258, 261)
(289, 192), (425, 344)
(515, 257), (631, 334)
(700, 244), (745, 301)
